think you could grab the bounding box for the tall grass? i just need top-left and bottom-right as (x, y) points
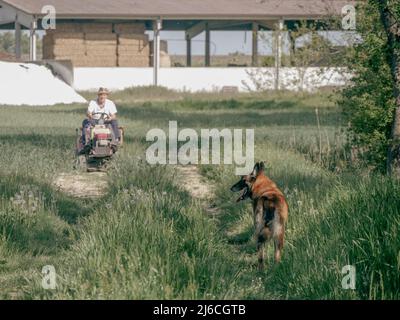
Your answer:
(270, 175), (400, 299)
(26, 159), (243, 299)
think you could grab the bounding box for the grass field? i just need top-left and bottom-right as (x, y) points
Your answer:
(0, 88), (398, 299)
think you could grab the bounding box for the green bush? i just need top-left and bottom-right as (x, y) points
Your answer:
(339, 1), (398, 172)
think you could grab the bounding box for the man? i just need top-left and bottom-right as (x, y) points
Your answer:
(82, 87), (121, 147)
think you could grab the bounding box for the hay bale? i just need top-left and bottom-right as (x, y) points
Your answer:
(50, 55), (90, 67)
(84, 33), (117, 46)
(82, 23), (113, 33)
(53, 55), (86, 61)
(70, 60), (86, 67)
(43, 33), (85, 45)
(85, 33), (117, 41)
(118, 34), (149, 47)
(114, 23), (146, 34)
(117, 44), (150, 55)
(84, 57), (118, 67)
(43, 53), (117, 67)
(47, 23), (83, 33)
(86, 40), (117, 46)
(43, 45), (86, 56)
(118, 56), (150, 67)
(86, 46), (117, 56)
(68, 56), (117, 67)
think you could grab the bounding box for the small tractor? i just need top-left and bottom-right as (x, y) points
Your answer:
(75, 113), (124, 172)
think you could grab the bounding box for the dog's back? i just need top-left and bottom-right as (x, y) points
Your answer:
(253, 174), (288, 224)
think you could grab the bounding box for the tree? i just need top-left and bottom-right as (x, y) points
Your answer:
(378, 0), (400, 177)
(0, 32), (15, 53)
(286, 21), (333, 91)
(242, 20), (342, 92)
(0, 31), (40, 59)
(339, 1), (398, 173)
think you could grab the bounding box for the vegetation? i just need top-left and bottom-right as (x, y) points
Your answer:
(0, 31), (42, 59)
(0, 88), (398, 299)
(339, 0), (400, 174)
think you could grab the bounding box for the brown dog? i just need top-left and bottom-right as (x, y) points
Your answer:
(231, 162), (288, 270)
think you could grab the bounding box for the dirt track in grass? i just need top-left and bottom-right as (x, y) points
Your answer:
(176, 165), (213, 200)
(175, 165), (220, 216)
(53, 165), (214, 202)
(53, 172), (108, 198)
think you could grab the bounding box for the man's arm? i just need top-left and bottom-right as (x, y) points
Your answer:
(108, 101), (118, 120)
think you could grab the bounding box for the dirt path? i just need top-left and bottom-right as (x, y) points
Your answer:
(53, 165), (214, 203)
(175, 165), (220, 215)
(176, 165), (213, 199)
(53, 172), (108, 198)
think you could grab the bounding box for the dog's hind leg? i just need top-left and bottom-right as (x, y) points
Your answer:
(254, 199), (266, 270)
(273, 227), (284, 263)
(257, 238), (266, 271)
(257, 227), (273, 270)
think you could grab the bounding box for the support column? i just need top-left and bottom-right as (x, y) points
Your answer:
(252, 22), (258, 67)
(15, 21), (21, 60)
(186, 33), (192, 67)
(29, 20), (37, 61)
(274, 19), (284, 90)
(288, 30), (296, 59)
(153, 19), (162, 86)
(205, 22), (210, 67)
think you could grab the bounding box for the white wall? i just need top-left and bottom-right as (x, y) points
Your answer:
(73, 67), (351, 93)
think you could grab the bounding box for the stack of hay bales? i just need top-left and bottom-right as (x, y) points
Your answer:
(84, 23), (117, 67)
(42, 23), (86, 66)
(116, 23), (150, 67)
(43, 22), (151, 67)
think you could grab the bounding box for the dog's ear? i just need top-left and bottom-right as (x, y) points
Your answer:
(251, 162), (265, 177)
(259, 162), (265, 173)
(251, 162), (259, 176)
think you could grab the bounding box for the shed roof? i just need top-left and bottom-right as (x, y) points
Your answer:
(0, 0), (355, 20)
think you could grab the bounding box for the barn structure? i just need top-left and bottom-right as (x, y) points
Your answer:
(0, 0), (356, 91)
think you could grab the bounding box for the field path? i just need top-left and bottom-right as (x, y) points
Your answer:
(176, 165), (213, 199)
(175, 165), (219, 215)
(53, 172), (108, 198)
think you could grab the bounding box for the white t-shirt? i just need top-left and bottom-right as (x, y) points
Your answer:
(88, 99), (117, 119)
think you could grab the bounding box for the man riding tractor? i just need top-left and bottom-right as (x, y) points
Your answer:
(76, 87), (123, 171)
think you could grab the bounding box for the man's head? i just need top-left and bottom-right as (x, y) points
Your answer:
(97, 87), (110, 105)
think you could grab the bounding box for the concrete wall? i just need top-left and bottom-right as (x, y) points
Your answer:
(73, 67), (351, 92)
